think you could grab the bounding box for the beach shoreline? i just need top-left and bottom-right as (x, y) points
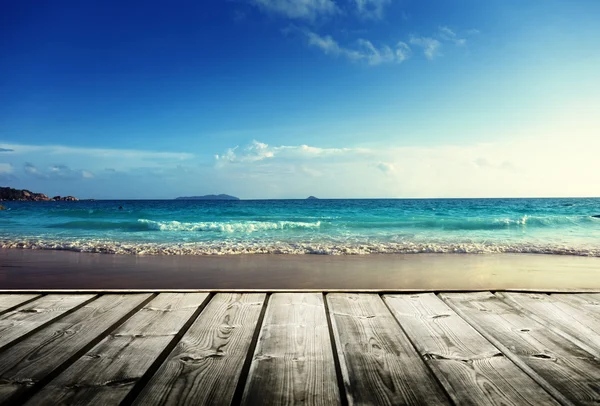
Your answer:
(1, 248), (598, 290)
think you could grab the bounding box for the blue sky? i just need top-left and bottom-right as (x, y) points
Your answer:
(1, 0), (599, 198)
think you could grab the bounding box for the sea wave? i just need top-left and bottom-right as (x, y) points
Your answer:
(345, 215), (596, 231)
(44, 219), (322, 232)
(137, 219), (322, 232)
(2, 238), (599, 257)
(38, 215), (599, 233)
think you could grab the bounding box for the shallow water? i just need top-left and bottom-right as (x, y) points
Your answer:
(1, 198), (599, 255)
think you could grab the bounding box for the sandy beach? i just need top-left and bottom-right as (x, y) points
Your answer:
(1, 248), (599, 290)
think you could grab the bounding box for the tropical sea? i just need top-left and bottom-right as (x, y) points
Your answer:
(1, 198), (599, 256)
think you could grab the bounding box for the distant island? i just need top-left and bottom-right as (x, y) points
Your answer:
(175, 194), (240, 201)
(306, 196), (319, 200)
(0, 186), (79, 202)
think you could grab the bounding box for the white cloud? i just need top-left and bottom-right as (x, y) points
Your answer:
(250, 0), (339, 20)
(395, 42), (411, 62)
(409, 35), (441, 60)
(211, 133), (600, 198)
(438, 26), (456, 40)
(24, 162), (46, 178)
(353, 0), (392, 20)
(215, 140), (275, 164)
(305, 31), (411, 65)
(0, 163), (13, 174)
(376, 162), (395, 174)
(23, 163), (94, 180)
(216, 140), (367, 166)
(0, 143), (193, 161)
(438, 26), (467, 46)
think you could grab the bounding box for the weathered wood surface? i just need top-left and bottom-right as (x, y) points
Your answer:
(24, 293), (209, 406)
(0, 291), (597, 405)
(133, 293), (266, 406)
(0, 293), (152, 403)
(0, 294), (95, 350)
(242, 293), (340, 406)
(552, 294), (600, 322)
(0, 295), (40, 315)
(442, 292), (600, 405)
(383, 293), (560, 406)
(498, 292), (600, 358)
(327, 293), (450, 405)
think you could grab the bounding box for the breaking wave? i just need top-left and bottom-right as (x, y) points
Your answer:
(137, 219), (321, 232)
(47, 219), (322, 233)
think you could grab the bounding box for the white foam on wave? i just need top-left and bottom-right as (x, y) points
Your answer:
(2, 238), (599, 257)
(137, 219), (321, 232)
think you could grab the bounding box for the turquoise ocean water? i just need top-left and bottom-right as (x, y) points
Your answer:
(1, 198), (599, 256)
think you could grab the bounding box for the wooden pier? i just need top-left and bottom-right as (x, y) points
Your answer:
(0, 290), (599, 405)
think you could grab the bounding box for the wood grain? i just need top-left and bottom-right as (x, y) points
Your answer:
(24, 293), (209, 406)
(0, 295), (40, 315)
(0, 294), (95, 349)
(498, 292), (600, 358)
(0, 293), (151, 402)
(242, 293), (340, 405)
(327, 293), (450, 406)
(441, 292), (600, 405)
(132, 293), (266, 406)
(384, 293), (559, 406)
(551, 294), (600, 322)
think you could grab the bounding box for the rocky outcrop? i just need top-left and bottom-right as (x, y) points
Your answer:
(306, 196), (319, 200)
(0, 187), (79, 201)
(52, 195), (79, 201)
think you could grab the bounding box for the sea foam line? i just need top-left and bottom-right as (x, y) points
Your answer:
(2, 238), (599, 257)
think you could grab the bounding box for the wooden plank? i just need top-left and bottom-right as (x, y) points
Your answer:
(0, 295), (41, 315)
(498, 292), (600, 358)
(2, 288), (600, 293)
(327, 293), (450, 405)
(383, 293), (559, 406)
(551, 294), (600, 322)
(132, 293), (266, 406)
(24, 293), (210, 406)
(0, 294), (96, 349)
(0, 293), (152, 402)
(441, 292), (600, 405)
(242, 293), (340, 405)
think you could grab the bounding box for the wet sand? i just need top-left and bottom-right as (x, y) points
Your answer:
(1, 248), (599, 290)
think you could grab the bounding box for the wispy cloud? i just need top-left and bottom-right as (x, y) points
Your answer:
(353, 0), (392, 20)
(0, 163), (13, 174)
(24, 162), (47, 179)
(409, 35), (441, 59)
(23, 162), (94, 180)
(305, 31), (411, 65)
(49, 164), (95, 180)
(0, 143), (193, 161)
(211, 134), (600, 198)
(249, 0), (339, 21)
(216, 140), (367, 166)
(376, 161), (395, 174)
(438, 26), (467, 46)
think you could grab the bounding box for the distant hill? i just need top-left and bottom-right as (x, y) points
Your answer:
(306, 196), (319, 200)
(175, 194), (240, 201)
(0, 186), (79, 201)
